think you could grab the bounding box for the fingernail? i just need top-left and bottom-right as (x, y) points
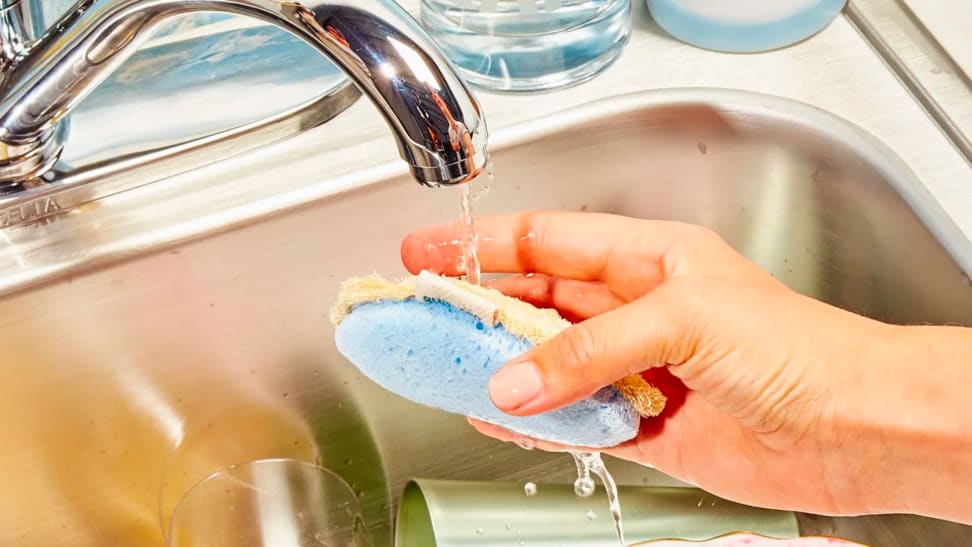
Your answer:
(489, 360), (544, 411)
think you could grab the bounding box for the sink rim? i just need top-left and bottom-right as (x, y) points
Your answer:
(485, 88), (972, 276)
(3, 87), (972, 547)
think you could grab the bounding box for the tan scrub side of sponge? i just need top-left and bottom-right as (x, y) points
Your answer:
(330, 272), (667, 418)
(614, 376), (667, 417)
(329, 274), (417, 326)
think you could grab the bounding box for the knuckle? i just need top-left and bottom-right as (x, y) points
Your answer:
(553, 323), (600, 371)
(661, 224), (726, 277)
(681, 222), (722, 244)
(516, 212), (548, 273)
(651, 278), (711, 364)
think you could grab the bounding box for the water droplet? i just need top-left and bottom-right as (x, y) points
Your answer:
(475, 528), (484, 535)
(344, 458), (353, 465)
(505, 523), (512, 531)
(297, 511), (304, 520)
(586, 509), (596, 521)
(570, 451), (626, 543)
(515, 440), (535, 451)
(523, 482), (537, 496)
(697, 499), (703, 508)
(574, 476), (595, 498)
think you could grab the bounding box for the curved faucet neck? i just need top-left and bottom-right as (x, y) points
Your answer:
(0, 0), (488, 187)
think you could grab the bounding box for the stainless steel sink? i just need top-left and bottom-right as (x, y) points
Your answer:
(2, 88), (971, 547)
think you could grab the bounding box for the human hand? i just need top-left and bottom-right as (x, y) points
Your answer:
(401, 211), (972, 521)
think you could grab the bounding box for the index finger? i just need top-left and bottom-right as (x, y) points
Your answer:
(401, 211), (695, 298)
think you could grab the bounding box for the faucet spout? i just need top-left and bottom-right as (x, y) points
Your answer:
(0, 0), (488, 187)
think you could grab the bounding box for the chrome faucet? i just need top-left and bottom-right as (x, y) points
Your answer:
(0, 0), (488, 199)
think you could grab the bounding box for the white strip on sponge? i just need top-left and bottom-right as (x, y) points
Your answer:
(414, 270), (499, 326)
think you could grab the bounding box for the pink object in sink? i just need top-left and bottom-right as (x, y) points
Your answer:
(639, 533), (869, 546)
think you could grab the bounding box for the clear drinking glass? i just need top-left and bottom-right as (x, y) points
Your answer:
(167, 459), (372, 547)
(420, 0), (631, 92)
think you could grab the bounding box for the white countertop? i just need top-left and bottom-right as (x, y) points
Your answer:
(903, 0), (972, 80)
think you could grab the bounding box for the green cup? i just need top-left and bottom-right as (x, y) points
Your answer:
(396, 479), (801, 546)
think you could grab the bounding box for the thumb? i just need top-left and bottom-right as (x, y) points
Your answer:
(487, 282), (702, 416)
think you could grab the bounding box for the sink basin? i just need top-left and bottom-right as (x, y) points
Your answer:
(1, 89), (971, 547)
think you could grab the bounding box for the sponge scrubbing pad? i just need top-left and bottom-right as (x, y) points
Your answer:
(330, 272), (666, 448)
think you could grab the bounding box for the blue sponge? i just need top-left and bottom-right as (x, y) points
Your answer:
(333, 297), (640, 448)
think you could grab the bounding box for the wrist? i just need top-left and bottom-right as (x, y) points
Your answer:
(831, 323), (972, 523)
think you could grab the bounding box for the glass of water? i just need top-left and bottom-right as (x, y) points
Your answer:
(167, 459), (372, 547)
(420, 0), (631, 92)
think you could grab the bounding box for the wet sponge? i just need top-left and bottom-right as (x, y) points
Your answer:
(330, 272), (666, 448)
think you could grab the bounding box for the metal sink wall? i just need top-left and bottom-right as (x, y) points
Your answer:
(2, 90), (972, 547)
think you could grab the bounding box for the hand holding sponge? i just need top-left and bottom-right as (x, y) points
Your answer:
(330, 271), (666, 448)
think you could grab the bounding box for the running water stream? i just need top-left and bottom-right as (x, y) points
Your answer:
(458, 168), (492, 285)
(459, 183), (482, 286)
(458, 170), (625, 545)
(571, 451), (626, 545)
